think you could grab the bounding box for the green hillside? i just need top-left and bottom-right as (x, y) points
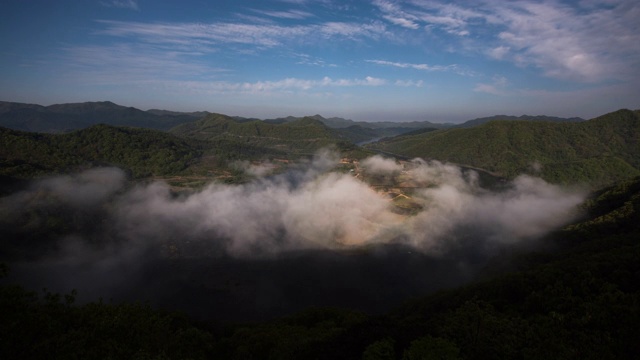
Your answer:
(0, 125), (203, 178)
(170, 113), (353, 154)
(367, 109), (640, 186)
(456, 114), (584, 128)
(0, 119), (369, 181)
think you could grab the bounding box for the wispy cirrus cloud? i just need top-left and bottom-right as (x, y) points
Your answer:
(395, 79), (424, 87)
(293, 53), (338, 67)
(374, 0), (486, 35)
(474, 76), (508, 95)
(156, 76), (388, 96)
(241, 76), (387, 91)
(172, 76), (427, 95)
(367, 59), (461, 73)
(100, 0), (139, 11)
(59, 43), (226, 85)
(373, 0), (420, 29)
(59, 41), (388, 94)
(491, 0), (640, 82)
(371, 0), (640, 83)
(253, 9), (315, 20)
(96, 19), (388, 50)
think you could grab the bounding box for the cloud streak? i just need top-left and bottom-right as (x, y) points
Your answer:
(100, 0), (139, 11)
(96, 19), (388, 49)
(367, 59), (461, 73)
(171, 76), (387, 94)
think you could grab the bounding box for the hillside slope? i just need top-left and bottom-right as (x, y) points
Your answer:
(0, 125), (202, 178)
(170, 113), (352, 154)
(367, 109), (640, 186)
(457, 114), (584, 128)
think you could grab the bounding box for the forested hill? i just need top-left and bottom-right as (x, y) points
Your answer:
(0, 101), (200, 133)
(456, 114), (584, 128)
(0, 125), (202, 178)
(0, 117), (368, 181)
(367, 109), (640, 187)
(265, 114), (451, 130)
(169, 113), (351, 153)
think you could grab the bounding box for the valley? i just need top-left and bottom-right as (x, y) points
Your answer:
(1, 102), (639, 359)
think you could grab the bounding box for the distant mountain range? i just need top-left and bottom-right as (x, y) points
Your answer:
(0, 101), (201, 133)
(0, 100), (585, 137)
(264, 114), (452, 130)
(456, 114), (584, 128)
(0, 112), (361, 180)
(3, 100), (633, 186)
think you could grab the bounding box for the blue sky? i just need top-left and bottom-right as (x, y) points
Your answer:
(1, 0), (638, 122)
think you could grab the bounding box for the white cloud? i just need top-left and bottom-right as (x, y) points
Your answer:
(374, 0), (488, 36)
(371, 0), (640, 83)
(361, 155), (403, 175)
(293, 53), (338, 67)
(395, 79), (424, 87)
(254, 9), (314, 20)
(383, 15), (420, 29)
(488, 45), (510, 60)
(474, 76), (508, 95)
(491, 0), (640, 82)
(158, 76), (387, 95)
(367, 59), (459, 72)
(4, 154), (584, 257)
(374, 0), (421, 29)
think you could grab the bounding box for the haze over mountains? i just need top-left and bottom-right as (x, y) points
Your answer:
(0, 101), (202, 133)
(0, 100), (583, 135)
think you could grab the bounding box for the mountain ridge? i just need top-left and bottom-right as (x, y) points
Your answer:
(1, 100), (588, 135)
(0, 101), (199, 133)
(367, 108), (640, 187)
(457, 114), (585, 128)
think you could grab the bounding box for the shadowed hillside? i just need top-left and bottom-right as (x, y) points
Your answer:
(0, 101), (201, 133)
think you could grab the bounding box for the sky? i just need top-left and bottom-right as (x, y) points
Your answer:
(1, 0), (638, 122)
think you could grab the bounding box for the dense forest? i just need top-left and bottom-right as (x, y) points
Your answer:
(0, 125), (203, 178)
(0, 117), (367, 181)
(367, 109), (640, 187)
(169, 113), (351, 153)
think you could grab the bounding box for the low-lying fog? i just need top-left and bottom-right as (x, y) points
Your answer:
(0, 151), (586, 322)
